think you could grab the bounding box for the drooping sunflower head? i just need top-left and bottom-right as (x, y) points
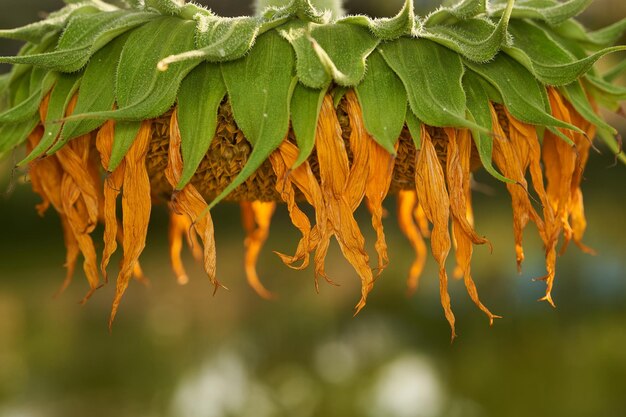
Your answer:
(0, 0), (624, 337)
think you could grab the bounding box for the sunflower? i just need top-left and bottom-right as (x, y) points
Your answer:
(0, 0), (624, 337)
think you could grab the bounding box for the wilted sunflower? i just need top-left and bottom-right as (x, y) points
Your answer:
(0, 0), (625, 337)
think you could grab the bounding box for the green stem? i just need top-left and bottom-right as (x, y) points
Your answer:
(255, 0), (345, 19)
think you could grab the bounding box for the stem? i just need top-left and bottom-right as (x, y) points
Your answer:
(255, 0), (345, 19)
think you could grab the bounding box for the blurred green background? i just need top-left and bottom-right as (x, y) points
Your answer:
(1, 1), (626, 416)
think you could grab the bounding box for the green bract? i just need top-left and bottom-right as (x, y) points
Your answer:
(0, 0), (625, 185)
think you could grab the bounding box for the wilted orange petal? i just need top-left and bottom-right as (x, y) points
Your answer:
(346, 90), (395, 275)
(241, 201), (277, 299)
(96, 120), (125, 280)
(445, 129), (498, 324)
(269, 141), (318, 270)
(414, 126), (456, 340)
(168, 211), (191, 285)
(316, 95), (374, 314)
(109, 120), (153, 328)
(165, 110), (220, 293)
(445, 129), (489, 247)
(397, 190), (427, 295)
(490, 104), (542, 273)
(506, 110), (559, 306)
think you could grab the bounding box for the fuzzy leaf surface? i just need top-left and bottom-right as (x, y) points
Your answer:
(505, 20), (626, 86)
(280, 21), (379, 88)
(53, 34), (129, 152)
(290, 83), (327, 168)
(490, 0), (592, 26)
(355, 50), (406, 154)
(176, 62), (227, 189)
(462, 70), (509, 182)
(0, 1), (112, 43)
(216, 31), (297, 207)
(464, 54), (581, 132)
(0, 11), (156, 72)
(20, 72), (81, 164)
(379, 38), (480, 130)
(339, 0), (416, 40)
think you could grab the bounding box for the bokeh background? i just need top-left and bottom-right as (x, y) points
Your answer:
(1, 1), (625, 416)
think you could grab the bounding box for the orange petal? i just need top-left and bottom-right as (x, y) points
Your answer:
(445, 128), (490, 247)
(397, 190), (427, 295)
(316, 94), (374, 314)
(241, 201), (277, 299)
(414, 126), (456, 340)
(169, 211), (192, 285)
(109, 119), (153, 328)
(347, 90), (397, 275)
(268, 141), (320, 270)
(490, 104), (542, 273)
(165, 110), (221, 293)
(506, 109), (559, 306)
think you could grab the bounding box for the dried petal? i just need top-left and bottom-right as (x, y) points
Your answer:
(269, 140), (321, 270)
(316, 95), (374, 314)
(414, 126), (456, 340)
(168, 211), (192, 285)
(165, 110), (220, 293)
(397, 190), (427, 294)
(446, 129), (498, 325)
(490, 103), (543, 273)
(241, 201), (277, 299)
(109, 119), (153, 328)
(344, 90), (397, 276)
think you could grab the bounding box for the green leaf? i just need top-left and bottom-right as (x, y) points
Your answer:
(0, 0), (112, 43)
(597, 126), (626, 165)
(20, 72), (81, 165)
(551, 18), (626, 49)
(52, 34), (129, 153)
(585, 74), (626, 101)
(462, 70), (510, 182)
(290, 83), (328, 168)
(405, 111), (421, 149)
(176, 62), (227, 189)
(490, 0), (592, 26)
(424, 6), (513, 63)
(0, 115), (39, 158)
(426, 0), (487, 26)
(0, 74), (10, 112)
(108, 121), (141, 171)
(68, 17), (200, 125)
(144, 0), (184, 15)
(504, 20), (626, 86)
(354, 50), (406, 154)
(157, 15), (263, 69)
(603, 59), (626, 83)
(0, 11), (157, 72)
(279, 21), (379, 88)
(561, 80), (617, 135)
(0, 71), (56, 124)
(339, 0), (417, 40)
(464, 54), (583, 133)
(258, 0), (333, 23)
(215, 31), (297, 208)
(378, 38), (483, 131)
